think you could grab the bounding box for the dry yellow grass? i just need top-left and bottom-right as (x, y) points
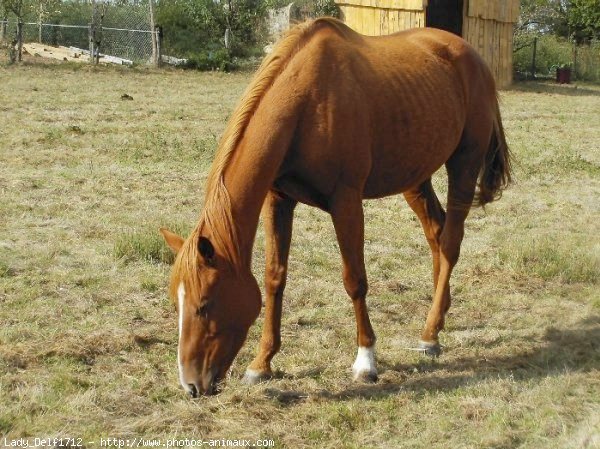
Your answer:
(0, 59), (599, 448)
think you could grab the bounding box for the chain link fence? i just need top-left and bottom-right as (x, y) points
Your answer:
(1, 1), (158, 64)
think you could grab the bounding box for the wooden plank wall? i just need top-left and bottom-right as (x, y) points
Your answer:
(462, 17), (514, 88)
(339, 5), (425, 36)
(463, 0), (519, 88)
(338, 0), (426, 9)
(467, 0), (520, 23)
(336, 0), (518, 88)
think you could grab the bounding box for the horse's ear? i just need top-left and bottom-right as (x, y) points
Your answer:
(160, 228), (184, 254)
(198, 237), (215, 264)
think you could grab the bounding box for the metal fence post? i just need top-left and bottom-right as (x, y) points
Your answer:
(17, 20), (23, 62)
(573, 43), (578, 81)
(1, 18), (7, 42)
(155, 25), (162, 67)
(96, 23), (101, 64)
(149, 0), (157, 65)
(89, 0), (99, 64)
(530, 36), (537, 79)
(224, 27), (231, 50)
(89, 22), (95, 63)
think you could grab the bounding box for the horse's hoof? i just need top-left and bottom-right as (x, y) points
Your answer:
(242, 368), (272, 385)
(352, 369), (379, 383)
(418, 340), (442, 357)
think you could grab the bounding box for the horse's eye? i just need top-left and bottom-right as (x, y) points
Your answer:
(197, 301), (210, 319)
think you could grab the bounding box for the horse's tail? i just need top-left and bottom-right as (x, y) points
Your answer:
(475, 96), (512, 206)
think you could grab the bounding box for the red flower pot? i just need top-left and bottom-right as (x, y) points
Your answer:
(556, 67), (571, 84)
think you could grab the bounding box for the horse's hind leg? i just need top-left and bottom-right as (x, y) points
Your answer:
(403, 179), (446, 297)
(330, 184), (378, 382)
(419, 137), (487, 354)
(243, 191), (296, 384)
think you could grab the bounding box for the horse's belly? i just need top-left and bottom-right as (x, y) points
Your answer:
(273, 173), (331, 210)
(363, 134), (459, 198)
(363, 157), (441, 198)
(363, 104), (465, 198)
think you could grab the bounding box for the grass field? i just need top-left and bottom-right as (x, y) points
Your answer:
(1, 60), (599, 448)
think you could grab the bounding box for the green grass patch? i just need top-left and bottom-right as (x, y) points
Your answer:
(113, 224), (191, 264)
(118, 133), (218, 166)
(0, 259), (14, 278)
(550, 153), (600, 176)
(500, 236), (599, 284)
(140, 277), (161, 293)
(0, 413), (15, 434)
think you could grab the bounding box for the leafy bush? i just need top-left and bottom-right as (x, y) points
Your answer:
(265, 0), (340, 17)
(155, 0), (340, 70)
(313, 0), (341, 17)
(156, 0), (222, 57)
(575, 40), (600, 81)
(514, 34), (573, 77)
(184, 48), (238, 72)
(513, 33), (600, 81)
(157, 0), (267, 60)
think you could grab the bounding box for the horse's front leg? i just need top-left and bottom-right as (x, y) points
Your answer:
(330, 185), (378, 382)
(243, 191), (296, 385)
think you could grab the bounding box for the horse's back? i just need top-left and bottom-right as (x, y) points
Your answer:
(274, 19), (497, 204)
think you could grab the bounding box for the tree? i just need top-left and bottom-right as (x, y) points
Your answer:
(183, 0), (266, 49)
(568, 0), (600, 42)
(516, 0), (600, 43)
(1, 0), (26, 19)
(514, 0), (556, 52)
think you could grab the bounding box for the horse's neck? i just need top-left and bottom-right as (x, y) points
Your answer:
(219, 98), (300, 269)
(219, 144), (280, 269)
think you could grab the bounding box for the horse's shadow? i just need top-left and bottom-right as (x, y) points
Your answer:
(263, 315), (600, 403)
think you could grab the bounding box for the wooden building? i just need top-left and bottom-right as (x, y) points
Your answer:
(334, 0), (520, 88)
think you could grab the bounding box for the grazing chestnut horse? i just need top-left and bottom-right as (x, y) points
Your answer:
(161, 17), (511, 397)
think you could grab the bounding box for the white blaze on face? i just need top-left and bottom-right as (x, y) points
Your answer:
(352, 346), (376, 379)
(177, 281), (190, 393)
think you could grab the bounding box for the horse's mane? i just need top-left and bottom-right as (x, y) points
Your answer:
(206, 18), (358, 210)
(170, 18), (355, 300)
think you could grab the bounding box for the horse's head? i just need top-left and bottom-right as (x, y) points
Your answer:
(160, 228), (261, 397)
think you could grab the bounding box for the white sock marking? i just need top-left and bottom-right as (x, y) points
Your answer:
(352, 346), (376, 378)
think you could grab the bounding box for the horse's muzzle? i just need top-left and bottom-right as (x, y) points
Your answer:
(186, 368), (220, 397)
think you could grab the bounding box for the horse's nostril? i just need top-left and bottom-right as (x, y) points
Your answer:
(188, 384), (198, 398)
